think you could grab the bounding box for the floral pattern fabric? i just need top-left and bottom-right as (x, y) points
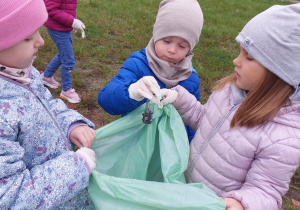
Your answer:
(0, 66), (95, 209)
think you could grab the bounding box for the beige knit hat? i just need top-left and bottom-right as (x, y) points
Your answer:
(153, 0), (204, 50)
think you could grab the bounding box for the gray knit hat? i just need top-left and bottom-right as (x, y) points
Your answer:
(236, 3), (300, 89)
(153, 0), (203, 50)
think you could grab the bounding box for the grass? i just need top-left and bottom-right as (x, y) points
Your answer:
(34, 0), (299, 208)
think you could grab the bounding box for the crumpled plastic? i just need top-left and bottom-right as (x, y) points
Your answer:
(88, 104), (226, 210)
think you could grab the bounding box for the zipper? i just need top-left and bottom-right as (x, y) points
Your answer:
(0, 75), (71, 150)
(187, 105), (236, 178)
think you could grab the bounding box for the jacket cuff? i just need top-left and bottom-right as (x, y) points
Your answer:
(74, 152), (92, 175)
(67, 122), (87, 139)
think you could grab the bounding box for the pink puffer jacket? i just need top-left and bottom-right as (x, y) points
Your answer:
(43, 0), (77, 32)
(173, 83), (300, 210)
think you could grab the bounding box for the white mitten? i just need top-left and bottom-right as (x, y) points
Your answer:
(160, 88), (178, 105)
(128, 76), (162, 103)
(75, 147), (96, 171)
(72, 19), (86, 38)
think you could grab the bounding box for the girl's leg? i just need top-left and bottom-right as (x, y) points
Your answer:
(42, 28), (63, 89)
(58, 32), (81, 103)
(44, 28), (63, 77)
(58, 31), (75, 91)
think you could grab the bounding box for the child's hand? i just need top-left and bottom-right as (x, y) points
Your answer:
(223, 198), (244, 210)
(69, 126), (96, 148)
(160, 89), (178, 105)
(72, 18), (86, 38)
(128, 76), (162, 103)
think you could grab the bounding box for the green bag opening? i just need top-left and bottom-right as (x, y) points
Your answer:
(88, 104), (226, 209)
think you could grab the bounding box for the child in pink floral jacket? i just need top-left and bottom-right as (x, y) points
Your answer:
(0, 0), (96, 208)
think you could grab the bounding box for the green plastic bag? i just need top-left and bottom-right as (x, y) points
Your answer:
(88, 104), (226, 210)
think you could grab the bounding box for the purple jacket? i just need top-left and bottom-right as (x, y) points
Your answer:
(44, 0), (77, 32)
(172, 83), (300, 210)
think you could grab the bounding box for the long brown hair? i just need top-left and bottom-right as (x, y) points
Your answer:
(213, 71), (294, 128)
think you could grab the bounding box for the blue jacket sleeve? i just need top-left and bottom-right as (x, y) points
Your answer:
(98, 57), (148, 115)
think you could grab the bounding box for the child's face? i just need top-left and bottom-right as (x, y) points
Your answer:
(0, 30), (44, 69)
(155, 36), (190, 64)
(233, 46), (267, 91)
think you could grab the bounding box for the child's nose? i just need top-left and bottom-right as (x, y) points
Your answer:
(233, 55), (241, 67)
(168, 45), (176, 54)
(35, 34), (44, 48)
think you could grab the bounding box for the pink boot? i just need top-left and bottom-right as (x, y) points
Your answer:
(41, 72), (60, 89)
(60, 88), (81, 103)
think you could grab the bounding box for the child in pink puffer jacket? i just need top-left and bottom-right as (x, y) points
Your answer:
(41, 0), (85, 103)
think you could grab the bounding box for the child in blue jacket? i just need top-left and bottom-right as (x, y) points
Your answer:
(98, 0), (203, 142)
(0, 0), (96, 208)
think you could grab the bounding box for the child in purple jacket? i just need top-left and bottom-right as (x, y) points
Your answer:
(41, 0), (85, 103)
(161, 3), (300, 210)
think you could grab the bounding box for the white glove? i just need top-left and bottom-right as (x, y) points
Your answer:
(160, 88), (178, 105)
(72, 19), (86, 38)
(128, 76), (162, 103)
(75, 147), (96, 171)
